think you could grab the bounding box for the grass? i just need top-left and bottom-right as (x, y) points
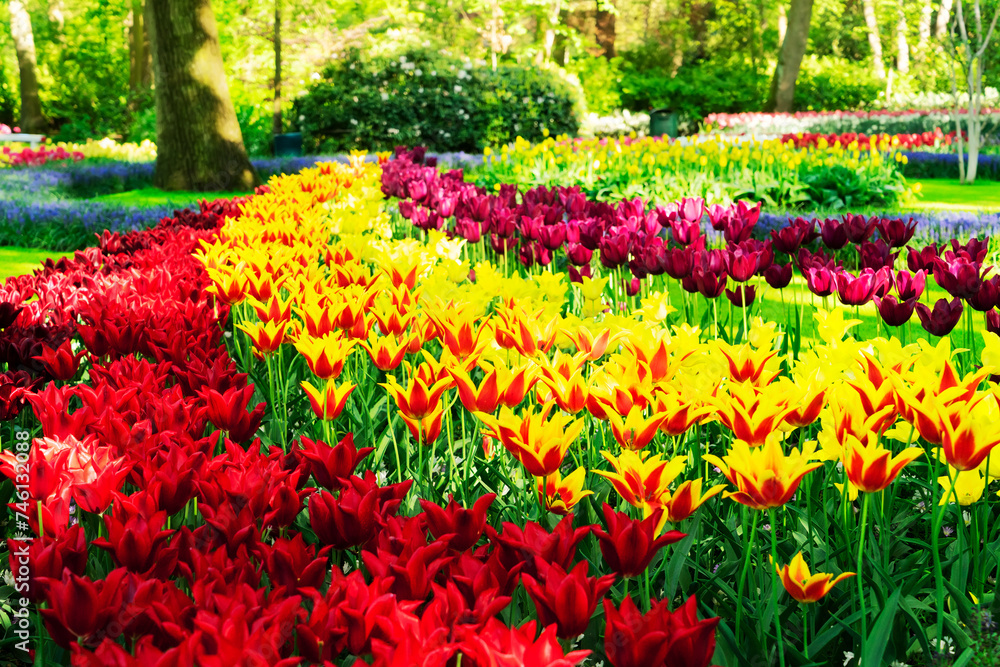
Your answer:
(0, 247), (73, 281)
(907, 178), (1000, 212)
(88, 187), (252, 208)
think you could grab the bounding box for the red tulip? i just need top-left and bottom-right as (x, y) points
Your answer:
(916, 297), (964, 336)
(603, 594), (720, 667)
(297, 433), (372, 490)
(33, 339), (85, 381)
(592, 505), (686, 577)
(420, 493), (496, 551)
(522, 559), (616, 638)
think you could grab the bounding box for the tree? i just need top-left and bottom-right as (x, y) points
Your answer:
(862, 0), (887, 77)
(273, 0), (282, 135)
(944, 0), (999, 183)
(896, 0), (911, 72)
(8, 0), (45, 132)
(130, 0), (153, 114)
(595, 0), (616, 57)
(936, 0), (955, 36)
(766, 0), (815, 112)
(145, 0), (259, 191)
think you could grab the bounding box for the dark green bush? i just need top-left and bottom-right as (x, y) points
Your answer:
(294, 48), (580, 153)
(618, 53), (766, 129)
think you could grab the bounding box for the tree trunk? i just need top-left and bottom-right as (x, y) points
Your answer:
(8, 0), (44, 133)
(862, 0), (887, 78)
(896, 0), (910, 73)
(778, 4), (788, 45)
(935, 0), (953, 37)
(273, 0), (282, 137)
(766, 0), (815, 112)
(544, 0), (562, 61)
(145, 0), (259, 191)
(129, 0), (152, 112)
(595, 0), (616, 57)
(918, 0), (933, 51)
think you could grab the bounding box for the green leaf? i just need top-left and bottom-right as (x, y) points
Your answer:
(862, 586), (901, 667)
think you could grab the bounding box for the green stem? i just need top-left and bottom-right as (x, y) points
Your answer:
(857, 492), (871, 656)
(735, 507), (760, 643)
(769, 507), (786, 667)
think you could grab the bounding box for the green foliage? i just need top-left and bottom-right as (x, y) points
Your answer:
(294, 48), (579, 153)
(794, 55), (884, 111)
(566, 55), (622, 116)
(618, 50), (766, 128)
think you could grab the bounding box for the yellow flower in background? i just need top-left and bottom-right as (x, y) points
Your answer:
(938, 467), (985, 506)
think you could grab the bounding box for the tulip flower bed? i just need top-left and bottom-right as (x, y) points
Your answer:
(780, 129), (960, 152)
(0, 144), (84, 168)
(473, 134), (910, 210)
(704, 108), (1000, 137)
(4, 149), (1000, 667)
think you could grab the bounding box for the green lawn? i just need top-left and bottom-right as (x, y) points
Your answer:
(0, 247), (73, 281)
(907, 178), (1000, 212)
(88, 187), (253, 208)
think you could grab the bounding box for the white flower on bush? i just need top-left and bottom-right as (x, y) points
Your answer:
(400, 55), (407, 63)
(431, 70), (437, 76)
(415, 69), (422, 76)
(418, 87), (424, 93)
(454, 85), (463, 93)
(310, 72), (321, 81)
(350, 119), (358, 125)
(381, 92), (389, 101)
(388, 128), (399, 135)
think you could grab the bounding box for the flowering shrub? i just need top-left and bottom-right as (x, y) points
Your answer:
(294, 48), (579, 153)
(471, 134), (910, 210)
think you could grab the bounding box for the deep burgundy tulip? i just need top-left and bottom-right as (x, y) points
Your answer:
(916, 297), (964, 336)
(835, 269), (877, 306)
(599, 234), (631, 269)
(933, 256), (985, 300)
(455, 218), (482, 243)
(819, 218), (848, 249)
(490, 234), (518, 254)
(988, 309), (1000, 336)
(726, 285), (756, 307)
(568, 264), (593, 284)
(669, 218), (701, 246)
(874, 295), (918, 326)
(726, 248), (758, 283)
(872, 266), (894, 298)
(693, 269), (728, 299)
(0, 302), (23, 331)
(907, 244), (940, 273)
(770, 217), (815, 254)
(420, 493), (496, 551)
(519, 215), (543, 242)
(968, 277), (1000, 312)
(894, 269), (926, 300)
(32, 339), (84, 381)
(951, 237), (991, 263)
(522, 559), (616, 639)
(859, 240), (898, 271)
(627, 277), (642, 296)
(537, 223), (568, 251)
(604, 595), (720, 667)
(842, 213), (877, 244)
(566, 242), (593, 266)
(681, 274), (700, 294)
(875, 216), (918, 247)
(804, 266), (835, 297)
(764, 262), (793, 289)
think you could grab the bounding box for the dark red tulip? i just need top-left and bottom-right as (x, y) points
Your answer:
(592, 505), (685, 578)
(522, 559), (616, 639)
(298, 433), (373, 491)
(842, 213), (877, 244)
(420, 493), (496, 551)
(726, 248), (759, 283)
(968, 276), (1000, 312)
(537, 223), (567, 251)
(764, 262), (793, 289)
(661, 247), (694, 280)
(33, 339), (85, 381)
(603, 595), (720, 667)
(0, 302), (23, 331)
(770, 218), (815, 254)
(707, 203), (731, 231)
(455, 218), (482, 243)
(951, 237), (990, 263)
(819, 218), (848, 249)
(38, 568), (129, 648)
(262, 534), (332, 595)
(859, 239), (898, 271)
(726, 285), (756, 307)
(694, 269), (728, 299)
(199, 385), (265, 444)
(875, 216), (917, 247)
(933, 256), (985, 300)
(987, 309), (1000, 336)
(599, 234), (631, 269)
(907, 244), (940, 273)
(487, 513), (590, 578)
(875, 295), (918, 326)
(916, 297), (964, 336)
(566, 242), (593, 266)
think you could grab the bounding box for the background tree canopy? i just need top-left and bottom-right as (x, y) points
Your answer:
(0, 0), (991, 151)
